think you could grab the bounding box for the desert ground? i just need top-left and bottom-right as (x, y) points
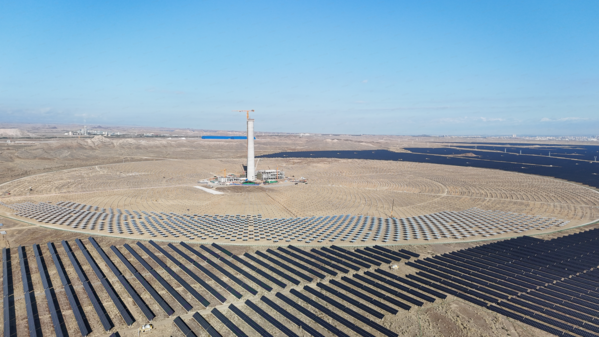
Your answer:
(1, 127), (598, 336)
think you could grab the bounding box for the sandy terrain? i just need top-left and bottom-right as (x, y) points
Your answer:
(1, 129), (598, 336)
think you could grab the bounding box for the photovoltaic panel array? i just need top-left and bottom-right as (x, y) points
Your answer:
(404, 228), (599, 337)
(0, 235), (433, 336)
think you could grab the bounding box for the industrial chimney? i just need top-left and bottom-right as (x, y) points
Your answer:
(247, 118), (255, 181)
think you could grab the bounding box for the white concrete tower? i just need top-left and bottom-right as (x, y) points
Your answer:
(247, 118), (255, 181)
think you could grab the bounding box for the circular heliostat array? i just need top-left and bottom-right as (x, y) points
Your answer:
(1, 158), (598, 244)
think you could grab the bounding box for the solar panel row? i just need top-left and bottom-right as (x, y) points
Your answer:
(290, 288), (375, 337)
(267, 248), (326, 279)
(375, 269), (446, 299)
(332, 246), (379, 266)
(257, 250), (314, 281)
(198, 245), (272, 292)
(211, 307), (248, 337)
(18, 246), (42, 337)
(110, 246), (175, 316)
(363, 246), (402, 262)
(372, 245), (412, 260)
(62, 241), (114, 331)
(123, 244), (193, 311)
(33, 245), (67, 337)
(277, 247), (337, 276)
(87, 238), (155, 321)
(192, 312), (222, 336)
(288, 245), (348, 273)
(229, 303), (273, 337)
(200, 245), (258, 295)
(173, 316), (196, 337)
(232, 255), (287, 288)
(365, 271), (435, 302)
(355, 248), (392, 264)
(211, 243), (233, 257)
(136, 242), (211, 306)
(329, 279), (399, 314)
(245, 300), (298, 337)
(48, 242), (91, 336)
(302, 286), (397, 336)
(311, 248), (359, 271)
(165, 242), (232, 301)
(2, 248), (15, 337)
(276, 292), (349, 337)
(342, 276), (412, 311)
(316, 282), (386, 319)
(321, 247), (370, 268)
(245, 253), (300, 285)
(261, 296), (325, 337)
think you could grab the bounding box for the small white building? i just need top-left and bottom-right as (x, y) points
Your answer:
(217, 176), (245, 184)
(257, 170), (285, 180)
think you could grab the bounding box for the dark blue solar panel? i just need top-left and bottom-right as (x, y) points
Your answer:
(123, 244), (193, 311)
(329, 279), (399, 314)
(245, 299), (299, 337)
(364, 246), (401, 262)
(232, 255), (287, 288)
(267, 249), (325, 279)
(365, 271), (434, 302)
(375, 269), (446, 299)
(111, 246), (174, 316)
(275, 292), (349, 337)
(61, 241), (113, 331)
(288, 246), (348, 273)
(355, 248), (392, 264)
(87, 239), (155, 321)
(311, 248), (359, 271)
(321, 247), (370, 268)
(245, 253), (300, 285)
(198, 245), (258, 295)
(303, 286), (396, 336)
(211, 307), (248, 337)
(347, 275), (415, 309)
(317, 283), (385, 319)
(277, 247), (337, 276)
(173, 316), (196, 337)
(256, 251), (313, 281)
(136, 242), (211, 306)
(165, 242), (237, 300)
(47, 242), (91, 335)
(211, 243), (233, 257)
(33, 245), (67, 337)
(331, 246), (380, 266)
(18, 246), (42, 337)
(261, 296), (325, 337)
(192, 312), (222, 337)
(290, 288), (374, 337)
(229, 304), (272, 337)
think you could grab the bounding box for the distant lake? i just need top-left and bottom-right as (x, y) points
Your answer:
(258, 145), (599, 189)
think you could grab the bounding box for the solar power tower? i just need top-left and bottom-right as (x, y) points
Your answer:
(247, 118), (256, 181)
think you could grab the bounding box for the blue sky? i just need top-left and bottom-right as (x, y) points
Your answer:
(1, 1), (598, 135)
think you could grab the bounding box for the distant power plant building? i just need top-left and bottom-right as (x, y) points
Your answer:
(247, 118), (256, 181)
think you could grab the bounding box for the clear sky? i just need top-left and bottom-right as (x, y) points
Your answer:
(1, 1), (598, 135)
